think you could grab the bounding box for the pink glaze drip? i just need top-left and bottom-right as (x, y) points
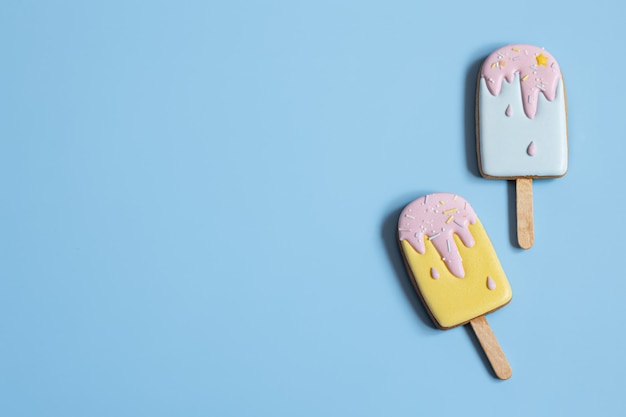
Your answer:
(481, 44), (562, 119)
(430, 267), (440, 279)
(505, 104), (512, 117)
(398, 193), (477, 278)
(527, 141), (536, 156)
(487, 276), (496, 291)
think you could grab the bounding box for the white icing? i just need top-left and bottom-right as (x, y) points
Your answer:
(478, 74), (568, 177)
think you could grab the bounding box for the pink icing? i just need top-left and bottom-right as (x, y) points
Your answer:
(527, 141), (536, 156)
(487, 276), (496, 291)
(505, 104), (512, 117)
(431, 267), (440, 279)
(481, 44), (562, 119)
(398, 193), (477, 278)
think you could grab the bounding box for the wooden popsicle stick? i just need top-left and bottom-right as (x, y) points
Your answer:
(469, 316), (512, 380)
(516, 178), (534, 249)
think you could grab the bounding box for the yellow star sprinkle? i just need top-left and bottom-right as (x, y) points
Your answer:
(536, 53), (548, 66)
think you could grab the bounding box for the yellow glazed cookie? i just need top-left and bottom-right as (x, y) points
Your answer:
(397, 192), (513, 379)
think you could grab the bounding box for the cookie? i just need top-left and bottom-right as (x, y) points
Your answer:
(398, 193), (512, 379)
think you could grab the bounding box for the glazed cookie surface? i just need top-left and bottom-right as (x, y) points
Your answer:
(397, 193), (512, 329)
(477, 44), (568, 178)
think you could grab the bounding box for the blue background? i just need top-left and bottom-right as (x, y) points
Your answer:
(1, 1), (624, 416)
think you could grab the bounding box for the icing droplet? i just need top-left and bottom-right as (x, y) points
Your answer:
(487, 276), (496, 291)
(527, 141), (536, 156)
(431, 267), (440, 279)
(505, 104), (512, 117)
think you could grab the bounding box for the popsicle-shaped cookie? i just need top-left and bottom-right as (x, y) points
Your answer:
(397, 193), (512, 379)
(476, 44), (568, 249)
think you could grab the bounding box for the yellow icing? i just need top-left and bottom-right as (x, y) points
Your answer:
(400, 219), (511, 329)
(535, 53), (548, 66)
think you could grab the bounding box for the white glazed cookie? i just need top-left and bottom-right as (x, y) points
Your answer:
(477, 44), (568, 178)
